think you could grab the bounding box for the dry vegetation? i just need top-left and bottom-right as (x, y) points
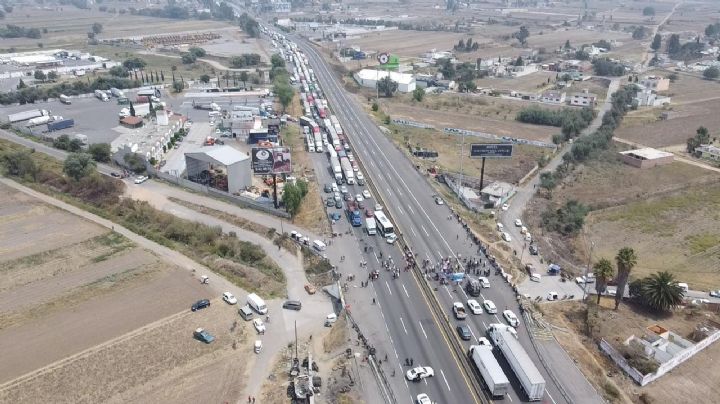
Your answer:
(543, 298), (720, 404)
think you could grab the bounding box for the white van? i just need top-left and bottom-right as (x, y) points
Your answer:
(208, 111), (220, 117)
(313, 240), (326, 251)
(678, 282), (689, 293)
(247, 293), (268, 314)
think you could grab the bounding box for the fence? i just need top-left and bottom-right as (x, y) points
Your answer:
(150, 168), (290, 218)
(443, 127), (557, 149)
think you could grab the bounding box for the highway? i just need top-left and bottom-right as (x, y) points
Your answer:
(287, 34), (575, 403)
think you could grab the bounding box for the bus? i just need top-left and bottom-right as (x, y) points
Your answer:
(374, 211), (394, 237)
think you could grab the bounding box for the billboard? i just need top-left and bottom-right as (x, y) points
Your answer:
(470, 143), (513, 159)
(251, 147), (292, 174)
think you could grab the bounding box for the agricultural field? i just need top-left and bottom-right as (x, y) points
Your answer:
(615, 72), (720, 149)
(524, 152), (720, 289)
(659, 1), (720, 33)
(0, 183), (255, 403)
(474, 71), (558, 93)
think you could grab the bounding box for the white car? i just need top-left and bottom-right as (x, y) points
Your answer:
(222, 292), (237, 305)
(357, 172), (365, 181)
(362, 189), (371, 199)
(467, 299), (482, 314)
(515, 218), (522, 227)
(503, 310), (519, 327)
(710, 290), (720, 298)
(501, 203), (509, 211)
(331, 183), (339, 193)
(253, 318), (266, 334)
(483, 300), (497, 314)
(478, 277), (490, 288)
(501, 232), (511, 242)
(134, 175), (148, 184)
(416, 393), (432, 404)
(520, 226), (528, 234)
(406, 366), (434, 381)
(525, 232), (532, 242)
(435, 196), (444, 205)
(355, 194), (364, 202)
(375, 204), (383, 211)
(385, 234), (398, 244)
(340, 185), (348, 194)
(477, 337), (491, 347)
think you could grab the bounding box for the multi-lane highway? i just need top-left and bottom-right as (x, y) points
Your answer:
(284, 32), (583, 404)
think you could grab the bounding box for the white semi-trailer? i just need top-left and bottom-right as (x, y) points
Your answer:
(468, 344), (511, 399)
(340, 156), (354, 184)
(489, 325), (546, 401)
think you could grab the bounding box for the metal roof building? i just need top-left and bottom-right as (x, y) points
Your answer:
(353, 69), (416, 93)
(185, 146), (252, 194)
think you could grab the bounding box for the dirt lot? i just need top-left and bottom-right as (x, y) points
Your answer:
(659, 1), (720, 33)
(1, 6), (233, 49)
(524, 152), (720, 285)
(475, 71), (558, 93)
(542, 298), (720, 404)
(337, 29), (486, 59)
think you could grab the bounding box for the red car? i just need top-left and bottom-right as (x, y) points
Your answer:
(365, 209), (374, 218)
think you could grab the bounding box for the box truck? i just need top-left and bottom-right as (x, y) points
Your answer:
(59, 94), (72, 105)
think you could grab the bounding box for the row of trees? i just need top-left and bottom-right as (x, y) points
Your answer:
(453, 38), (479, 52)
(666, 34), (704, 61)
(0, 24), (41, 39)
(516, 106), (595, 140)
(181, 47), (207, 64)
(270, 54), (294, 112)
(686, 126), (712, 154)
(592, 58), (626, 76)
(541, 200), (590, 236)
(229, 53), (262, 68)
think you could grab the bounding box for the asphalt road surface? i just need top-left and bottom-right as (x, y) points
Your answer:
(289, 33), (585, 403)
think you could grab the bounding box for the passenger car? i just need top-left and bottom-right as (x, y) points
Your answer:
(405, 366), (434, 381)
(483, 300), (497, 314)
(362, 189), (371, 199)
(503, 310), (519, 327)
(467, 299), (482, 314)
(416, 394), (432, 404)
(385, 234), (398, 244)
(456, 324), (472, 340)
(222, 292), (237, 305)
(355, 194), (364, 202)
(253, 318), (266, 334)
(134, 175), (148, 184)
(478, 277), (490, 288)
(282, 300), (302, 311)
(191, 299), (211, 311)
(515, 218), (522, 227)
(193, 328), (215, 343)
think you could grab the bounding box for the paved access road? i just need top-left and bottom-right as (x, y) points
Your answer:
(290, 33), (607, 403)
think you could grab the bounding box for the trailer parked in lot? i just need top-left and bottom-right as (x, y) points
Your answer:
(7, 109), (48, 123)
(47, 118), (75, 132)
(489, 324), (545, 401)
(59, 94), (72, 104)
(468, 344), (510, 399)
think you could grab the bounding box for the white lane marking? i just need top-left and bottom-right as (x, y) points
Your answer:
(385, 281), (392, 295)
(482, 321), (488, 330)
(440, 369), (452, 391)
(402, 283), (410, 298)
(444, 285), (453, 299)
(468, 326), (477, 341)
(546, 389), (558, 404)
(507, 393), (513, 402)
(407, 204), (415, 214)
(424, 378), (428, 385)
(494, 314), (501, 323)
(374, 253), (380, 263)
(399, 316), (408, 334)
(418, 321), (428, 340)
(421, 225), (429, 237)
(397, 205), (404, 215)
(410, 227), (417, 237)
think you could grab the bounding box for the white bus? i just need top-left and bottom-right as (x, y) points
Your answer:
(374, 211), (394, 237)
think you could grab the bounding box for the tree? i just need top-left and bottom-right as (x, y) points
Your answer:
(181, 53), (196, 64)
(172, 81), (184, 93)
(437, 58), (455, 80)
(47, 71), (58, 81)
(34, 70), (46, 82)
(371, 102), (379, 112)
(377, 76), (398, 97)
(632, 26), (647, 40)
(666, 34), (681, 55)
(514, 56), (524, 66)
(513, 26), (530, 46)
(564, 39), (571, 49)
(88, 143), (111, 162)
(651, 34), (662, 51)
(640, 271), (684, 312)
(17, 79), (26, 89)
(593, 258), (615, 304)
(539, 171), (557, 195)
(614, 247), (638, 310)
(282, 182), (303, 216)
(63, 153), (96, 181)
(270, 53), (285, 69)
(188, 47), (206, 58)
(274, 82), (293, 112)
(199, 74), (210, 83)
(412, 87), (425, 102)
(109, 65), (129, 77)
(123, 57), (146, 70)
(91, 22), (103, 34)
(123, 153), (146, 174)
(642, 6), (655, 17)
(129, 101), (136, 117)
(703, 66), (719, 80)
(1, 150), (37, 180)
(239, 71), (248, 89)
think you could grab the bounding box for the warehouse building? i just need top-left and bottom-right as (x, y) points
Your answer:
(620, 148), (674, 169)
(185, 146), (252, 194)
(353, 69), (416, 93)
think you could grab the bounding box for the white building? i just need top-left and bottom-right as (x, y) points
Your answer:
(353, 69), (416, 93)
(541, 91), (566, 104)
(185, 146), (252, 194)
(633, 89), (671, 107)
(569, 90), (597, 107)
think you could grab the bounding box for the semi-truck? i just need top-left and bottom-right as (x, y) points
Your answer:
(340, 156), (354, 184)
(95, 89), (110, 102)
(312, 130), (323, 152)
(489, 325), (546, 401)
(7, 109), (48, 123)
(26, 115), (52, 127)
(468, 344), (511, 399)
(59, 94), (72, 105)
(346, 202), (362, 227)
(47, 118), (75, 132)
(110, 87), (125, 98)
(330, 155), (342, 181)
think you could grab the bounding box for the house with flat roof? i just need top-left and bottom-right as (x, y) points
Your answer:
(695, 144), (720, 162)
(540, 91), (566, 104)
(639, 76), (670, 92)
(569, 90), (597, 107)
(620, 148), (674, 168)
(353, 69), (416, 93)
(480, 181), (516, 208)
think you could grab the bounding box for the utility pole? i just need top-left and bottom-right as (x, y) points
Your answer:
(582, 236), (594, 301)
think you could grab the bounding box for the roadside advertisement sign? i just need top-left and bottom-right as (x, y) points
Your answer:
(251, 147), (292, 174)
(469, 143), (514, 159)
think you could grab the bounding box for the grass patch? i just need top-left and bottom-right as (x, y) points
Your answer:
(301, 247), (332, 275)
(168, 197), (274, 237)
(91, 232), (135, 263)
(685, 233), (720, 255)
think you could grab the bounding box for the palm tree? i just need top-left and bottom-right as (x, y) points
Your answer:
(614, 247), (638, 310)
(593, 258), (615, 304)
(641, 271), (684, 312)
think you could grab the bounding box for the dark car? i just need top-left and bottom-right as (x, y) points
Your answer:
(358, 201), (365, 209)
(456, 325), (472, 341)
(529, 244), (539, 255)
(336, 178), (343, 185)
(335, 200), (343, 209)
(326, 197), (335, 207)
(329, 212), (342, 221)
(191, 299), (211, 312)
(282, 300), (302, 311)
(344, 193), (353, 201)
(110, 172), (121, 178)
(323, 184), (332, 193)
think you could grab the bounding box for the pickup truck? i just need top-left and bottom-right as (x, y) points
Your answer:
(452, 302), (467, 320)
